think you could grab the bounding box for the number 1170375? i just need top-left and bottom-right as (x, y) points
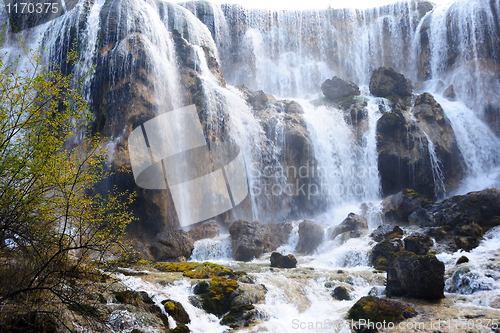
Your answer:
(5, 2), (59, 14)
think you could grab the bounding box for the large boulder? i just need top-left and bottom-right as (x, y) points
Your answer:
(381, 189), (432, 225)
(150, 229), (194, 261)
(376, 111), (435, 198)
(369, 67), (412, 97)
(270, 252), (297, 268)
(330, 213), (368, 240)
(412, 93), (465, 192)
(370, 239), (403, 271)
(386, 251), (445, 300)
(321, 76), (360, 101)
(162, 299), (190, 326)
(403, 235), (433, 255)
(376, 94), (464, 199)
(229, 283), (267, 307)
(409, 189), (500, 251)
(296, 220), (324, 254)
(347, 296), (415, 331)
(228, 220), (292, 261)
(229, 220), (268, 261)
(370, 225), (404, 242)
(188, 221), (220, 241)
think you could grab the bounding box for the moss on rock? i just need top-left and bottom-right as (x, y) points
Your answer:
(347, 296), (415, 332)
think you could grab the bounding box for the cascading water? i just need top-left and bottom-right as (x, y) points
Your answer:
(2, 0), (500, 331)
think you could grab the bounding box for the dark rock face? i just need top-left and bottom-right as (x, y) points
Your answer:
(381, 190), (432, 225)
(347, 296), (415, 328)
(229, 220), (268, 261)
(403, 235), (433, 255)
(369, 67), (412, 97)
(188, 221), (220, 242)
(220, 304), (259, 329)
(371, 239), (403, 271)
(150, 229), (194, 261)
(162, 299), (191, 326)
(237, 85), (270, 110)
(409, 189), (500, 251)
(376, 93), (465, 199)
(456, 256), (469, 265)
(386, 251), (445, 300)
(330, 213), (368, 240)
(376, 111), (435, 198)
(228, 220), (292, 261)
(296, 220), (324, 254)
(412, 93), (465, 192)
(331, 286), (351, 301)
(321, 76), (360, 101)
(270, 252), (297, 268)
(370, 225), (404, 242)
(443, 85), (456, 101)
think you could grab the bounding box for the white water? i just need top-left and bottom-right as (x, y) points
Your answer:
(2, 0), (500, 331)
(433, 95), (500, 194)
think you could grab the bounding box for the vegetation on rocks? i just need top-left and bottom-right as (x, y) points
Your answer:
(347, 296), (415, 332)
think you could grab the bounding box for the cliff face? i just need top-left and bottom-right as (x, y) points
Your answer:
(3, 0), (499, 241)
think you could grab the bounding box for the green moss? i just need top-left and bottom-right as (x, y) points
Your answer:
(170, 325), (190, 333)
(183, 262), (229, 279)
(375, 257), (388, 271)
(162, 299), (190, 325)
(402, 188), (429, 198)
(347, 296), (415, 325)
(198, 276), (240, 316)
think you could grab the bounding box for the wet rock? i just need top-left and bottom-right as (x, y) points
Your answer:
(443, 85), (456, 100)
(188, 221), (220, 241)
(409, 188), (500, 251)
(381, 189), (432, 225)
(220, 304), (259, 329)
(370, 225), (404, 242)
(162, 299), (190, 325)
(321, 76), (360, 101)
(284, 101), (304, 114)
(330, 213), (368, 240)
(485, 104), (500, 137)
(376, 111), (436, 198)
(376, 93), (464, 199)
(331, 286), (352, 301)
(387, 251), (445, 300)
(230, 283), (267, 307)
(228, 220), (292, 261)
(296, 220), (324, 254)
(347, 296), (415, 331)
(197, 276), (239, 316)
(188, 295), (203, 309)
(270, 252), (297, 268)
(403, 235), (433, 255)
(149, 229), (194, 261)
(237, 85), (270, 110)
(370, 239), (403, 271)
(456, 256), (469, 265)
(369, 67), (412, 97)
(412, 93), (465, 192)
